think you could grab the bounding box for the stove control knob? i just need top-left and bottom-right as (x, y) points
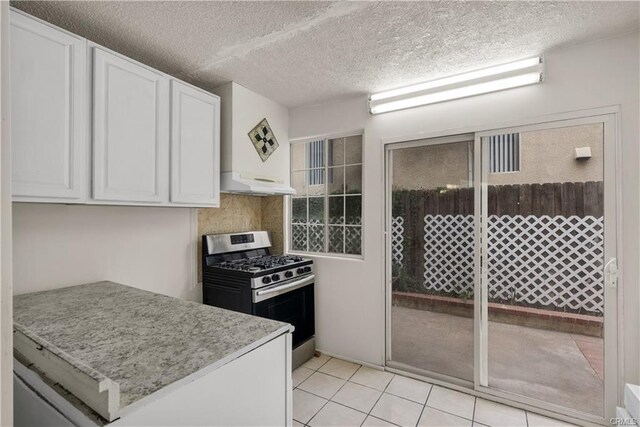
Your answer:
(284, 271), (293, 278)
(262, 277), (271, 284)
(271, 274), (280, 282)
(304, 266), (312, 273)
(296, 268), (305, 275)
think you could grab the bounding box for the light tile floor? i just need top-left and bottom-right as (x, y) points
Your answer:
(293, 355), (577, 427)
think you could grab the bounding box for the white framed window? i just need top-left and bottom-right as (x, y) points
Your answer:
(489, 133), (520, 173)
(290, 133), (363, 256)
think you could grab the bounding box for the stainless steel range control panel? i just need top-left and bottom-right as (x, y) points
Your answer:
(251, 265), (314, 289)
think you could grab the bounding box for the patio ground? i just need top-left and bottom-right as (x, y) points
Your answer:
(391, 306), (603, 416)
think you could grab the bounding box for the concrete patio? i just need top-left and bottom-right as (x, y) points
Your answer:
(391, 306), (604, 416)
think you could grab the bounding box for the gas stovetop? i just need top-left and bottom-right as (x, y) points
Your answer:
(202, 231), (314, 289)
(208, 253), (313, 289)
(212, 254), (307, 274)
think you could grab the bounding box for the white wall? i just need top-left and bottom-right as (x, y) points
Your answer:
(0, 1), (12, 424)
(12, 203), (199, 301)
(289, 32), (640, 388)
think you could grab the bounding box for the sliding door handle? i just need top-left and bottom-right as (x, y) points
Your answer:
(604, 258), (618, 288)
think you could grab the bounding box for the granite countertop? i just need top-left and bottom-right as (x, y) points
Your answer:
(13, 281), (292, 415)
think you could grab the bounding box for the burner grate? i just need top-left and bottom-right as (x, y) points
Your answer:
(214, 255), (305, 272)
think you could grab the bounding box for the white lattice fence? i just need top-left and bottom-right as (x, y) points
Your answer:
(487, 215), (603, 312)
(423, 215), (475, 295)
(421, 214), (604, 313)
(292, 219), (362, 253)
(291, 220), (324, 252)
(291, 225), (305, 251)
(392, 216), (405, 265)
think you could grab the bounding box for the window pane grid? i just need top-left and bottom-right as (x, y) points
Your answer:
(290, 135), (362, 256)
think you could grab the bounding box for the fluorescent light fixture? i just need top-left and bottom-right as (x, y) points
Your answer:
(370, 72), (542, 114)
(368, 56), (543, 114)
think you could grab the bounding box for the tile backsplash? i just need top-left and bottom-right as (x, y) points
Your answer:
(198, 193), (284, 281)
(260, 195), (284, 255)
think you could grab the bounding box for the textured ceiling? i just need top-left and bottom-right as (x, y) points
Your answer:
(12, 1), (639, 108)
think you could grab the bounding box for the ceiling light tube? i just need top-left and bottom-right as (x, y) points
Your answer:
(370, 57), (542, 102)
(370, 72), (542, 114)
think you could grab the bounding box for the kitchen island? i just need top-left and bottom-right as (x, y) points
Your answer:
(13, 281), (293, 426)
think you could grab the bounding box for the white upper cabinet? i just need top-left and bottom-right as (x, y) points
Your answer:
(92, 47), (169, 203)
(10, 11), (87, 201)
(11, 10), (220, 207)
(170, 80), (220, 206)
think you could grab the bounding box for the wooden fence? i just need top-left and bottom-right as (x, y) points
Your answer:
(393, 181), (603, 217)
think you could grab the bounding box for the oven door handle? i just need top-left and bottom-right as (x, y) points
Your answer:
(256, 275), (315, 297)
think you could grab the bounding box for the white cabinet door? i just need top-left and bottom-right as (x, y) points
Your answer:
(92, 48), (169, 203)
(170, 81), (220, 206)
(110, 333), (291, 426)
(10, 11), (87, 201)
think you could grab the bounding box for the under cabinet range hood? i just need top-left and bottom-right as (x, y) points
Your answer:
(212, 82), (295, 196)
(221, 172), (295, 195)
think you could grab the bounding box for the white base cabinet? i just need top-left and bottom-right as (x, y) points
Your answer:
(10, 9), (220, 207)
(14, 333), (292, 427)
(14, 373), (74, 427)
(112, 333), (291, 426)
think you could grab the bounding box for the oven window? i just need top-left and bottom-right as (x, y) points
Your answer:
(290, 134), (363, 256)
(253, 285), (315, 348)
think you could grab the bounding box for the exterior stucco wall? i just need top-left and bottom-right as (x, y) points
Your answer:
(393, 123), (603, 190)
(392, 141), (471, 190)
(489, 123), (603, 185)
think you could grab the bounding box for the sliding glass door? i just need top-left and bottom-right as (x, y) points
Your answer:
(385, 112), (619, 422)
(475, 115), (618, 421)
(385, 134), (476, 384)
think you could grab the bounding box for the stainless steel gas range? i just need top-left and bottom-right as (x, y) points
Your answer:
(202, 231), (315, 368)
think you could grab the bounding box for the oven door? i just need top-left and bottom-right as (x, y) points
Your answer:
(253, 275), (315, 348)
